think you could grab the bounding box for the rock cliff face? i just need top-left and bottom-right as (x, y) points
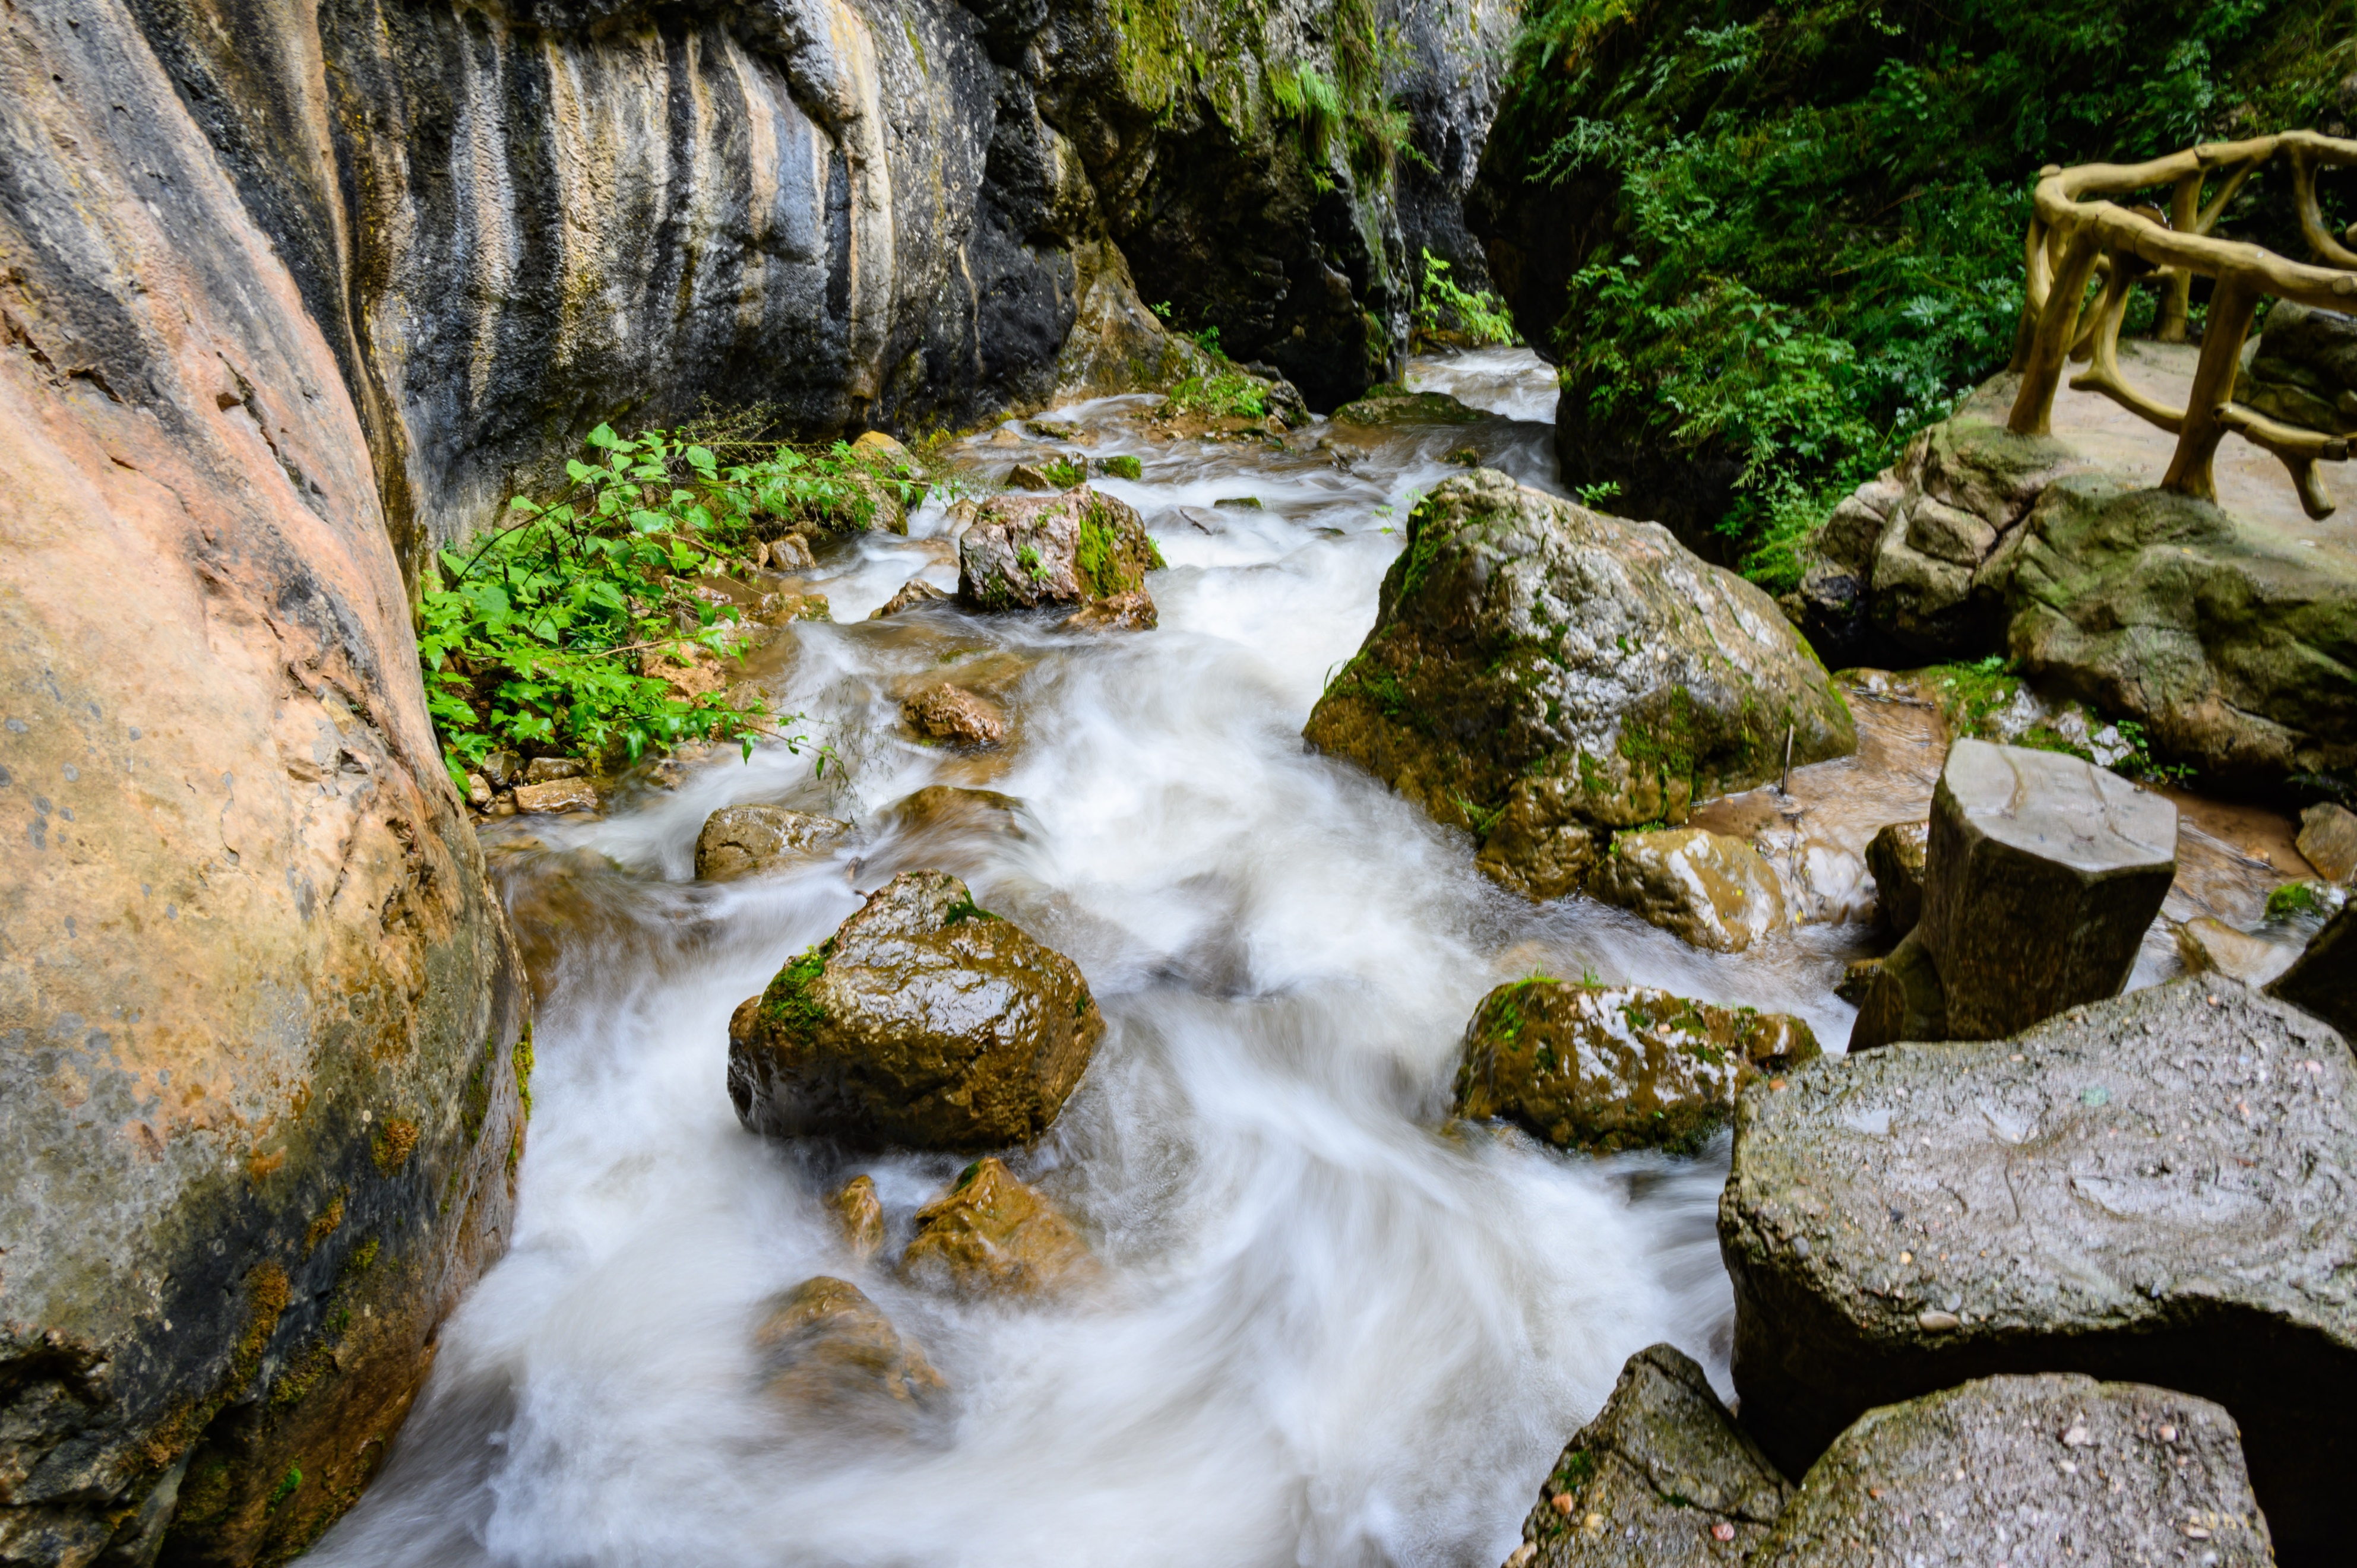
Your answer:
(122, 0), (1462, 573)
(1, 4), (528, 1562)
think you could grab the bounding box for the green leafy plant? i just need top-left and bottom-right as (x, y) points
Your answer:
(1042, 455), (1088, 489)
(1163, 372), (1270, 420)
(417, 423), (869, 788)
(1415, 249), (1519, 347)
(1574, 479), (1624, 507)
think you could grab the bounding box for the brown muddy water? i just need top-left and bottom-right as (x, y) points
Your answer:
(305, 350), (2311, 1567)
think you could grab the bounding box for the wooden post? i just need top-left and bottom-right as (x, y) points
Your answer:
(2007, 224), (2104, 436)
(2161, 277), (2262, 503)
(2156, 173), (2201, 343)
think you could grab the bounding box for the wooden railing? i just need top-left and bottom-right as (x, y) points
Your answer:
(2007, 131), (2357, 520)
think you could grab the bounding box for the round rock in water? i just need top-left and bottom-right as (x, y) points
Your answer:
(694, 804), (852, 880)
(1723, 976), (2354, 1563)
(753, 1275), (947, 1434)
(898, 1156), (1099, 1298)
(1752, 1373), (2273, 1567)
(1505, 1343), (1789, 1566)
(1916, 736), (2175, 1040)
(727, 870), (1102, 1151)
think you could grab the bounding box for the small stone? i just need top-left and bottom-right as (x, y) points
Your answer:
(767, 534), (819, 573)
(466, 772), (492, 809)
(2296, 802), (2357, 883)
(523, 756), (587, 784)
(1061, 589), (1157, 633)
(1709, 1522), (1736, 1542)
(825, 1174), (886, 1266)
(901, 684), (1007, 749)
(480, 749), (523, 788)
(2062, 1423), (2091, 1446)
(1213, 495), (1263, 509)
(900, 1157), (1099, 1298)
(2172, 916), (2299, 989)
(988, 426), (1021, 446)
(512, 777), (598, 814)
(1916, 1310), (1960, 1332)
(870, 576), (953, 618)
(1551, 1493), (1575, 1516)
(753, 1275), (946, 1430)
(1504, 1545), (1536, 1568)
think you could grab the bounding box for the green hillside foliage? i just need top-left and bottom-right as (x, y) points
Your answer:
(1483, 0), (2355, 584)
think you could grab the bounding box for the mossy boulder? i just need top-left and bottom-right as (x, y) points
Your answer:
(958, 486), (1165, 613)
(1452, 979), (1819, 1153)
(726, 871), (1102, 1151)
(1329, 384), (1486, 426)
(2005, 473), (2357, 790)
(1304, 471), (1855, 899)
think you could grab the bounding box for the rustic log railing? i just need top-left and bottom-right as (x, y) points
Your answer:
(2007, 130), (2357, 520)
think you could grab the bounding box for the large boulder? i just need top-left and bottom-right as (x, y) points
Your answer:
(1592, 829), (1789, 953)
(1751, 1374), (2276, 1567)
(2005, 474), (2357, 791)
(2267, 904), (2354, 1041)
(898, 1156), (1099, 1298)
(726, 871), (1102, 1151)
(1722, 977), (2355, 1564)
(957, 487), (1164, 613)
(1453, 980), (1818, 1154)
(0, 13), (528, 1559)
(1304, 471), (1855, 900)
(1502, 1344), (1790, 1568)
(2236, 299), (2357, 437)
(1851, 739), (2175, 1048)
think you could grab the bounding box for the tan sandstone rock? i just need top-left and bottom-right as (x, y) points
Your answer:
(694, 804), (853, 880)
(1593, 828), (1790, 952)
(899, 1157), (1099, 1298)
(753, 1276), (946, 1429)
(825, 1175), (887, 1266)
(901, 683), (1008, 749)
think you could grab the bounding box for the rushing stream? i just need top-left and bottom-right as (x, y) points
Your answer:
(305, 350), (2273, 1567)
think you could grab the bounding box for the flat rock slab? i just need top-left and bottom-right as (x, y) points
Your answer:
(1723, 977), (2354, 1563)
(1751, 1373), (2274, 1566)
(1505, 1344), (1789, 1567)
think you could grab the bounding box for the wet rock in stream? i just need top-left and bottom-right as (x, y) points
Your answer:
(901, 683), (1008, 749)
(2296, 801), (2357, 883)
(825, 1175), (887, 1267)
(1592, 828), (1789, 953)
(958, 486), (1163, 613)
(727, 870), (1102, 1151)
(900, 1156), (1100, 1299)
(1851, 738), (2174, 1049)
(1452, 980), (1818, 1154)
(754, 1276), (947, 1431)
(871, 577), (954, 618)
(694, 804), (853, 880)
(1722, 976), (2355, 1564)
(2174, 915), (2302, 989)
(2266, 903), (2355, 1040)
(1304, 471), (1854, 902)
(1863, 819), (1928, 936)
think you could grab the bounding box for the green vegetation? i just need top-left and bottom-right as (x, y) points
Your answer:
(2266, 880), (2336, 921)
(1163, 370), (1271, 420)
(1913, 656), (2194, 783)
(1484, 0), (2354, 584)
(1074, 500), (1166, 598)
(419, 424), (908, 787)
(1097, 455), (1144, 480)
(1415, 249), (1518, 347)
(758, 942), (835, 1048)
(1041, 455), (1088, 489)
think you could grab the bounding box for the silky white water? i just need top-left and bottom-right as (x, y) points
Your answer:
(307, 351), (1871, 1568)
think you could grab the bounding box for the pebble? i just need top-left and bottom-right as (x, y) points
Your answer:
(1917, 1309), (1960, 1331)
(1711, 1521), (1737, 1541)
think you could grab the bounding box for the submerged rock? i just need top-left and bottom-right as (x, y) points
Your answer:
(695, 805), (853, 880)
(1505, 1344), (1789, 1567)
(1850, 739), (2174, 1048)
(1304, 471), (1853, 901)
(1752, 1374), (2274, 1567)
(871, 578), (954, 619)
(1453, 980), (1818, 1153)
(900, 1157), (1099, 1298)
(754, 1276), (947, 1428)
(901, 683), (1008, 749)
(825, 1175), (887, 1267)
(958, 486), (1164, 613)
(727, 870), (1102, 1151)
(1863, 819), (1928, 936)
(1593, 828), (1789, 953)
(1723, 977), (2353, 1562)
(856, 785), (1034, 882)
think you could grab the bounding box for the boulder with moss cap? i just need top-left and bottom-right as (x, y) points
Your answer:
(1306, 471), (1854, 901)
(1453, 979), (1818, 1153)
(958, 486), (1164, 613)
(726, 870), (1102, 1150)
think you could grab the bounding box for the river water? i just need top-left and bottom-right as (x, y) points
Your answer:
(306, 349), (2274, 1567)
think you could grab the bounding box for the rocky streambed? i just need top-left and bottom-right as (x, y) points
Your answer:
(296, 352), (2346, 1567)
